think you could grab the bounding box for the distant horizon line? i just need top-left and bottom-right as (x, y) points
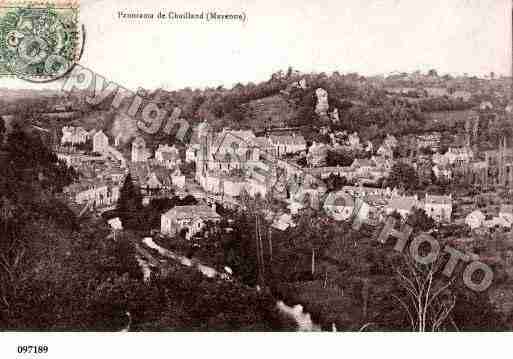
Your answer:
(0, 67), (511, 93)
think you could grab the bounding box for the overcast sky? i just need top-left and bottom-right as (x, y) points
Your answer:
(1, 0), (511, 90)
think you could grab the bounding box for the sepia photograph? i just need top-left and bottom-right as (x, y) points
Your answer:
(0, 0), (512, 357)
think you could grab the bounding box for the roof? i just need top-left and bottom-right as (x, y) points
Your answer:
(146, 172), (162, 189)
(163, 205), (221, 220)
(425, 194), (452, 205)
(154, 170), (172, 187)
(353, 159), (374, 167)
(425, 87), (449, 96)
(447, 147), (472, 155)
(484, 148), (513, 158)
(372, 156), (389, 167)
(64, 180), (109, 195)
(212, 130), (256, 149)
(271, 213), (295, 231)
(388, 196), (417, 211)
(467, 210), (485, 219)
(364, 194), (388, 206)
(161, 151), (179, 161)
(417, 132), (441, 140)
(93, 130), (108, 139)
(103, 167), (126, 177)
(471, 161), (487, 170)
(129, 163), (150, 183)
(253, 137), (271, 148)
(157, 144), (179, 154)
(132, 136), (146, 146)
(308, 142), (329, 154)
(452, 90), (471, 99)
(63, 126), (88, 136)
(343, 185), (385, 194)
(269, 134), (306, 146)
(324, 191), (355, 208)
(225, 129), (255, 141)
(287, 201), (305, 211)
(307, 167), (354, 177)
(500, 205), (513, 214)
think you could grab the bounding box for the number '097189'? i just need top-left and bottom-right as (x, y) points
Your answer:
(17, 345), (48, 354)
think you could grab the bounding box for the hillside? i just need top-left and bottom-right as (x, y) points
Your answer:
(2, 69), (503, 150)
(239, 94), (295, 130)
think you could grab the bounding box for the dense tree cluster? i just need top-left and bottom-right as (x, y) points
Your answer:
(116, 174), (144, 230)
(386, 162), (419, 191)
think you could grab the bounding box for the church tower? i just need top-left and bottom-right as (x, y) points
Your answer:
(196, 121), (212, 179)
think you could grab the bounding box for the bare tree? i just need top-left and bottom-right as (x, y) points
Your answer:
(392, 254), (456, 332)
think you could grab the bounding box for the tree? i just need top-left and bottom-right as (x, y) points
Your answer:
(117, 174), (144, 230)
(0, 117), (5, 146)
(428, 69), (439, 77)
(392, 255), (456, 332)
(326, 149), (354, 167)
(387, 162), (419, 191)
(419, 146), (433, 156)
(406, 208), (435, 232)
(4, 124), (77, 192)
(324, 173), (348, 191)
(179, 161), (196, 176)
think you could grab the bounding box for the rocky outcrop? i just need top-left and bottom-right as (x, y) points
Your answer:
(315, 88), (329, 117)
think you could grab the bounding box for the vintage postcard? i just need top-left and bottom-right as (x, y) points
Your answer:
(0, 0), (511, 357)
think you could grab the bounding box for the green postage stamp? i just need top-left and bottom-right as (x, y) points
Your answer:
(0, 1), (80, 81)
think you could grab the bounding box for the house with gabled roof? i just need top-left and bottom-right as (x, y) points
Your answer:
(155, 144), (181, 169)
(131, 137), (151, 162)
(499, 205), (513, 227)
(171, 166), (186, 189)
(342, 185), (400, 199)
(416, 132), (441, 152)
(64, 180), (119, 208)
(386, 195), (419, 219)
(347, 132), (361, 149)
(129, 162), (151, 185)
(253, 136), (273, 154)
(424, 87), (449, 97)
(371, 155), (392, 172)
(146, 172), (162, 191)
(152, 168), (173, 190)
(269, 133), (307, 157)
(423, 194), (452, 222)
(93, 130), (109, 154)
(480, 101), (493, 111)
(351, 158), (375, 177)
(323, 191), (355, 221)
(272, 213), (296, 231)
(202, 129), (262, 173)
(377, 144), (393, 159)
(62, 126), (88, 146)
(444, 147), (473, 166)
(451, 90), (471, 102)
(465, 210), (485, 230)
(161, 204), (221, 239)
(307, 142), (329, 167)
